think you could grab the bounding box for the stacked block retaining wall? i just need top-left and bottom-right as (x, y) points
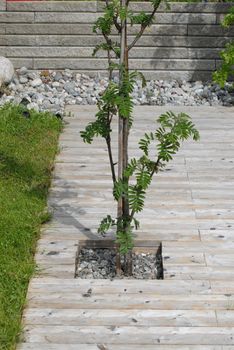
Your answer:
(0, 1), (233, 80)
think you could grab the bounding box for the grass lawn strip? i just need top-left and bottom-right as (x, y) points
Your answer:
(0, 104), (62, 350)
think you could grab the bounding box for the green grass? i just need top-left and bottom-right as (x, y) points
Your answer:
(0, 104), (62, 350)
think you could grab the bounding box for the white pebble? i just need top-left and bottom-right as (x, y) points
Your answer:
(31, 78), (43, 88)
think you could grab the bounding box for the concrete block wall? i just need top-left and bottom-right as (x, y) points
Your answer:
(0, 0), (6, 11)
(0, 1), (233, 80)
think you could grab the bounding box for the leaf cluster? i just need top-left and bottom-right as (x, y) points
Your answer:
(93, 1), (120, 35)
(80, 69), (140, 144)
(139, 111), (199, 162)
(93, 0), (164, 57)
(116, 228), (134, 254)
(222, 6), (234, 27)
(110, 111), (200, 218)
(80, 82), (118, 143)
(213, 6), (234, 87)
(98, 215), (116, 235)
(122, 111), (199, 214)
(213, 42), (234, 87)
(156, 111), (200, 161)
(98, 215), (135, 254)
(130, 11), (155, 26)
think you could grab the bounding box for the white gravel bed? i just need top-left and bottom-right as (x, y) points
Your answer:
(77, 248), (161, 280)
(0, 67), (233, 116)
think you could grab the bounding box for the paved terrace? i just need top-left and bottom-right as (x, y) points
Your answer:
(18, 106), (234, 349)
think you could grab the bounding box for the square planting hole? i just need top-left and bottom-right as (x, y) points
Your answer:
(75, 241), (164, 280)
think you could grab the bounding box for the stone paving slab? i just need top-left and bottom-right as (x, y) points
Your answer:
(17, 106), (234, 349)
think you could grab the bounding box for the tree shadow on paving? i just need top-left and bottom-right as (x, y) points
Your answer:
(49, 174), (115, 241)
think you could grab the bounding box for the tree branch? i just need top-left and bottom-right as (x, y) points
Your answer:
(106, 134), (117, 184)
(149, 155), (161, 178)
(104, 38), (117, 185)
(127, 0), (162, 51)
(102, 31), (120, 59)
(113, 14), (122, 34)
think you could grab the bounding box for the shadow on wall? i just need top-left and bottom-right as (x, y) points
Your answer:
(147, 2), (234, 82)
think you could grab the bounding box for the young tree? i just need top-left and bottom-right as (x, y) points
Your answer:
(81, 0), (199, 275)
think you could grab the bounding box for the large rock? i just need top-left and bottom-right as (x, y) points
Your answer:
(0, 57), (14, 87)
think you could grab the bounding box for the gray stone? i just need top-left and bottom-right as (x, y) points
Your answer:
(31, 78), (43, 87)
(202, 86), (212, 98)
(223, 96), (234, 104)
(54, 72), (63, 82)
(64, 81), (76, 94)
(62, 75), (69, 82)
(76, 73), (82, 81)
(8, 82), (17, 91)
(47, 104), (61, 112)
(0, 57), (14, 87)
(52, 81), (60, 88)
(27, 102), (39, 111)
(16, 84), (24, 92)
(12, 77), (19, 85)
(18, 66), (28, 75)
(27, 72), (38, 80)
(19, 76), (28, 84)
(182, 84), (191, 92)
(194, 88), (204, 96)
(172, 87), (184, 96)
(33, 93), (44, 105)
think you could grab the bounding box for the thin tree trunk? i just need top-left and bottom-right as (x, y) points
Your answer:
(118, 0), (126, 220)
(122, 16), (129, 220)
(117, 0), (133, 276)
(105, 48), (116, 186)
(106, 135), (116, 184)
(122, 3), (133, 276)
(116, 248), (121, 276)
(116, 0), (126, 276)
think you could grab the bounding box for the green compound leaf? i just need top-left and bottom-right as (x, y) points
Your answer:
(113, 179), (128, 201)
(98, 215), (116, 235)
(128, 185), (145, 213)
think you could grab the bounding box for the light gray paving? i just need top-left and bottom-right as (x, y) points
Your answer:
(18, 106), (234, 349)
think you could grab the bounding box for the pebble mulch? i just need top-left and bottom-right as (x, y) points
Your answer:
(0, 68), (233, 116)
(77, 248), (160, 280)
